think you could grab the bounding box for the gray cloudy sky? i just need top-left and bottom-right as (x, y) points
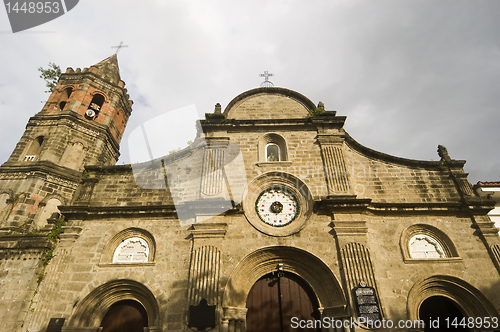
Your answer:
(1, 0), (499, 183)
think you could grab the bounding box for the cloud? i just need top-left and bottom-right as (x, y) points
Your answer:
(1, 0), (499, 184)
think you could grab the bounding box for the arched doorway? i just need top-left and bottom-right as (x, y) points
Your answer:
(246, 272), (320, 332)
(100, 300), (148, 332)
(68, 279), (161, 330)
(419, 296), (469, 332)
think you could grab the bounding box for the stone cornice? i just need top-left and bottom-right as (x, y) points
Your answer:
(200, 117), (347, 129)
(317, 195), (372, 211)
(317, 196), (495, 215)
(190, 223), (227, 239)
(0, 161), (82, 185)
(60, 202), (243, 220)
(59, 204), (178, 219)
(0, 234), (53, 259)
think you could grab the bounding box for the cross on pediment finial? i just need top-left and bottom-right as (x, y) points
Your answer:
(259, 71), (274, 87)
(111, 41), (128, 55)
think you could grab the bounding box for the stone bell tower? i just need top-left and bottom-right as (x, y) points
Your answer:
(3, 54), (133, 170)
(0, 54), (133, 231)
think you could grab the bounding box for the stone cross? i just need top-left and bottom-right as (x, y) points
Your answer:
(259, 71), (274, 87)
(111, 41), (128, 54)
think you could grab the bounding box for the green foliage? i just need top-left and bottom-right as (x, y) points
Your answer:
(308, 107), (325, 116)
(46, 218), (66, 242)
(43, 248), (54, 266)
(82, 169), (91, 178)
(169, 140), (195, 155)
(37, 271), (46, 283)
(38, 62), (61, 93)
(28, 216), (64, 312)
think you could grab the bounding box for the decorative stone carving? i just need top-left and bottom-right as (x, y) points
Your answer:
(187, 245), (221, 306)
(319, 142), (350, 195)
(340, 243), (383, 319)
(201, 147), (225, 196)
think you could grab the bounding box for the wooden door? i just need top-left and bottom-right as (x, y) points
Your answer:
(246, 272), (320, 332)
(419, 296), (470, 332)
(100, 300), (148, 332)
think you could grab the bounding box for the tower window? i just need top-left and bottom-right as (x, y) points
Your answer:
(85, 93), (105, 120)
(25, 136), (44, 161)
(58, 87), (73, 111)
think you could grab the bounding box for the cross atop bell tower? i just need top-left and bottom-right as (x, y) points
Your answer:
(111, 41), (128, 55)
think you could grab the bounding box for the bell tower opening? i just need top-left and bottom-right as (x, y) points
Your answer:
(246, 272), (321, 332)
(100, 300), (148, 332)
(419, 296), (470, 332)
(58, 86), (73, 111)
(24, 136), (44, 161)
(86, 93), (105, 120)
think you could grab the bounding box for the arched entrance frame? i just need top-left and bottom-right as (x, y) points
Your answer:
(66, 279), (161, 331)
(407, 275), (498, 322)
(221, 246), (348, 330)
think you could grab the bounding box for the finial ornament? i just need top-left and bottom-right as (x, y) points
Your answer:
(437, 145), (451, 162)
(259, 71), (274, 87)
(111, 41), (128, 55)
(214, 103), (222, 114)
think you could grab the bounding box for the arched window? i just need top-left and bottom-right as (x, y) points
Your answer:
(113, 237), (149, 263)
(409, 234), (446, 259)
(58, 86), (73, 111)
(25, 136), (44, 161)
(265, 143), (280, 161)
(101, 228), (156, 265)
(400, 224), (460, 262)
(259, 133), (288, 162)
(86, 93), (105, 120)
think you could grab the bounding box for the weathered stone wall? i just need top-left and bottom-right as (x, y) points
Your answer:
(337, 211), (500, 322)
(343, 146), (462, 203)
(0, 235), (51, 332)
(0, 174), (76, 229)
(79, 166), (174, 207)
(25, 217), (190, 331)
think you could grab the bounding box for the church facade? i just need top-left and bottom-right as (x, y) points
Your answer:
(1, 56), (500, 332)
